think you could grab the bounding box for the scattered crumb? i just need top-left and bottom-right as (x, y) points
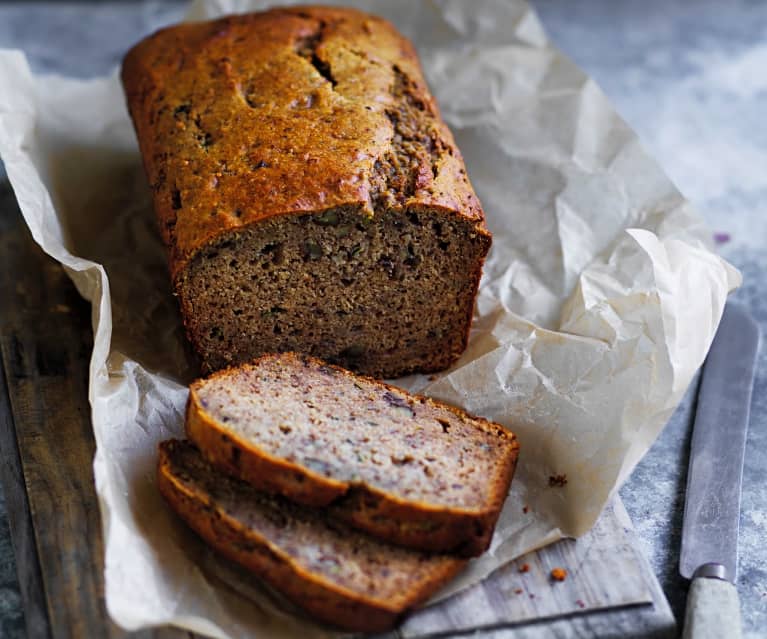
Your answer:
(522, 504), (529, 514)
(550, 567), (568, 582)
(518, 563), (530, 573)
(548, 474), (568, 487)
(513, 588), (523, 595)
(575, 599), (585, 609)
(427, 374), (438, 381)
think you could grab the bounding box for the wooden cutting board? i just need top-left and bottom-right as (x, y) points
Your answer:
(0, 177), (675, 639)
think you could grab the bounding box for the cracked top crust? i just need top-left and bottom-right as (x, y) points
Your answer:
(121, 6), (487, 283)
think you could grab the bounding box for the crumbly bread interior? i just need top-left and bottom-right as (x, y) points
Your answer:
(193, 353), (514, 510)
(179, 207), (488, 376)
(161, 439), (463, 604)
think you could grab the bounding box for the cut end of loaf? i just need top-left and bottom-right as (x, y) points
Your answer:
(178, 206), (490, 377)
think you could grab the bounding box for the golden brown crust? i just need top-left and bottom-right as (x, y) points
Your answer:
(121, 6), (488, 285)
(186, 352), (520, 557)
(158, 440), (466, 632)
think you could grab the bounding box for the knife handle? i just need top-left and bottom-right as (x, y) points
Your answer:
(682, 567), (742, 639)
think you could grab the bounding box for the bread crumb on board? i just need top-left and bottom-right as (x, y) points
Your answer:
(548, 473), (568, 487)
(550, 567), (568, 581)
(518, 563), (530, 573)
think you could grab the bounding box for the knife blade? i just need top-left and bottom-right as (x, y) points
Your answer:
(680, 303), (760, 639)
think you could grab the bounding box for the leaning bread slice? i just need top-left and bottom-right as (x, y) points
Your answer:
(158, 439), (465, 632)
(186, 352), (520, 557)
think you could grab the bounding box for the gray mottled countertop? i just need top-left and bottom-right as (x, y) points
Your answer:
(0, 1), (765, 637)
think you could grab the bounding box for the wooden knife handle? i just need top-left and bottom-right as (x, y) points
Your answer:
(682, 576), (742, 639)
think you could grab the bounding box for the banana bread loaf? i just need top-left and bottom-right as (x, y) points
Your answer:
(121, 6), (491, 377)
(186, 352), (520, 557)
(158, 439), (466, 632)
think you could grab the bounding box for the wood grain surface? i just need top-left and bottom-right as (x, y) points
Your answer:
(0, 178), (193, 639)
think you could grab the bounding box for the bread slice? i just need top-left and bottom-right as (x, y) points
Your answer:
(186, 352), (520, 557)
(158, 439), (465, 632)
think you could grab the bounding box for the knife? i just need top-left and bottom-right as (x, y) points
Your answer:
(680, 303), (760, 639)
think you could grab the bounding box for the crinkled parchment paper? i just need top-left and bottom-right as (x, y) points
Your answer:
(0, 0), (740, 636)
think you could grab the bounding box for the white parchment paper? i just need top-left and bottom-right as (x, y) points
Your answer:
(0, 0), (740, 636)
